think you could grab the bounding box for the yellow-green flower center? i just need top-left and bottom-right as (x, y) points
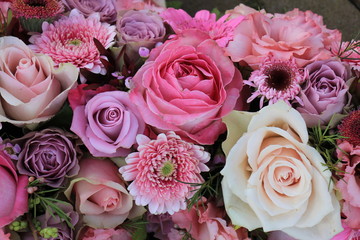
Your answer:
(160, 161), (175, 177)
(68, 39), (82, 46)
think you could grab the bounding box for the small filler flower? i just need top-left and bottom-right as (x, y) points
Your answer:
(338, 110), (360, 146)
(119, 131), (210, 215)
(245, 54), (305, 108)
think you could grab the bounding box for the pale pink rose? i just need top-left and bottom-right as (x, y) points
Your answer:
(0, 36), (78, 126)
(0, 151), (28, 228)
(226, 9), (341, 69)
(335, 140), (360, 229)
(114, 0), (165, 15)
(80, 227), (132, 240)
(65, 157), (144, 229)
(129, 30), (244, 145)
(171, 199), (248, 240)
(221, 101), (342, 239)
(225, 3), (268, 19)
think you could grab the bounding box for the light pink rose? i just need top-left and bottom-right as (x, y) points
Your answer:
(115, 0), (165, 15)
(0, 36), (78, 126)
(171, 199), (249, 240)
(65, 157), (144, 229)
(80, 227), (132, 240)
(225, 3), (268, 19)
(69, 85), (145, 157)
(226, 9), (341, 69)
(0, 151), (28, 228)
(130, 30), (244, 145)
(335, 140), (360, 229)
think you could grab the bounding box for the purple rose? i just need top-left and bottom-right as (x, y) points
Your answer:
(15, 128), (80, 188)
(62, 0), (117, 23)
(295, 59), (351, 127)
(70, 90), (145, 157)
(116, 10), (165, 53)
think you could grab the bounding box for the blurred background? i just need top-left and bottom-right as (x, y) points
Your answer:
(172, 0), (360, 41)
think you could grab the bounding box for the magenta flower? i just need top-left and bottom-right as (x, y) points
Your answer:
(11, 0), (64, 19)
(29, 9), (116, 74)
(245, 54), (305, 108)
(119, 131), (210, 215)
(160, 8), (244, 48)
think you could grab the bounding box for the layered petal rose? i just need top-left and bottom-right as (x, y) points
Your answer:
(221, 101), (342, 240)
(295, 59), (351, 127)
(65, 157), (144, 229)
(0, 151), (28, 228)
(69, 85), (145, 157)
(62, 0), (117, 23)
(15, 128), (80, 188)
(117, 10), (165, 54)
(129, 30), (244, 145)
(226, 9), (341, 69)
(0, 36), (78, 126)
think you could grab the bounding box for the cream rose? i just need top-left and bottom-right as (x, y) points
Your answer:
(0, 36), (78, 126)
(221, 101), (342, 240)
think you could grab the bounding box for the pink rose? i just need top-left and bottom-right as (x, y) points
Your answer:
(336, 140), (360, 229)
(226, 9), (341, 69)
(0, 151), (28, 228)
(65, 157), (144, 229)
(69, 85), (145, 157)
(171, 199), (248, 240)
(80, 227), (132, 240)
(0, 36), (78, 126)
(115, 0), (165, 15)
(130, 30), (244, 145)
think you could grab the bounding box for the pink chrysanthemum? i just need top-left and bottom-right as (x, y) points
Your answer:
(11, 0), (64, 19)
(29, 9), (116, 74)
(160, 8), (244, 48)
(244, 54), (305, 108)
(119, 131), (210, 215)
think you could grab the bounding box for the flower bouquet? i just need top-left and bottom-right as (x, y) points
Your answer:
(0, 0), (359, 239)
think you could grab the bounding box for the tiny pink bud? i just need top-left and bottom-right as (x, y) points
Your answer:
(139, 47), (150, 58)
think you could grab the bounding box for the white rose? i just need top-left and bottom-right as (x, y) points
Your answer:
(221, 101), (342, 240)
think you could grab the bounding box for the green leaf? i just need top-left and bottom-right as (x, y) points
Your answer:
(166, 1), (183, 9)
(129, 221), (147, 240)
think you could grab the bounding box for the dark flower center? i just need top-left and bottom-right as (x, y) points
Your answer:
(338, 110), (360, 146)
(25, 0), (47, 7)
(265, 67), (292, 91)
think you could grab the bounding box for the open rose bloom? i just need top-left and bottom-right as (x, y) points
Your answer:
(221, 102), (342, 239)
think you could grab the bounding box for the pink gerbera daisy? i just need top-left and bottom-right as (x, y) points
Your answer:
(160, 8), (244, 48)
(244, 54), (305, 108)
(119, 131), (210, 215)
(29, 9), (116, 74)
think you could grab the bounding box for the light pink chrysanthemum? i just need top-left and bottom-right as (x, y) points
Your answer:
(119, 131), (210, 215)
(29, 9), (116, 74)
(245, 54), (305, 108)
(11, 0), (64, 19)
(160, 8), (244, 48)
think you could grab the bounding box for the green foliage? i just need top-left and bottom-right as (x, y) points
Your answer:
(166, 1), (183, 9)
(121, 217), (148, 240)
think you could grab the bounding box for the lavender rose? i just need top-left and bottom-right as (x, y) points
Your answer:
(15, 128), (80, 188)
(295, 59), (351, 127)
(116, 10), (165, 54)
(69, 86), (145, 157)
(62, 0), (117, 23)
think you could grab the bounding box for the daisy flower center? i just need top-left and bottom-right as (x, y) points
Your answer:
(265, 67), (292, 91)
(67, 39), (82, 46)
(160, 161), (175, 177)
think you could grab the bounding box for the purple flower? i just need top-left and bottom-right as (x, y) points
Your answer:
(295, 59), (352, 127)
(15, 128), (80, 187)
(146, 213), (174, 240)
(70, 90), (145, 157)
(37, 203), (79, 240)
(61, 0), (117, 23)
(116, 10), (165, 54)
